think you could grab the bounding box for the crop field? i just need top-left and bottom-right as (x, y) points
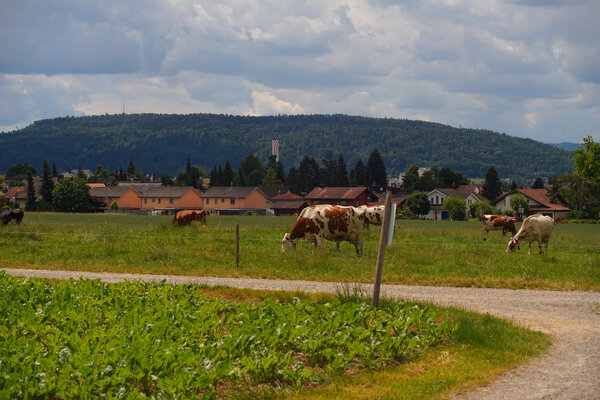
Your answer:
(0, 213), (599, 291)
(0, 273), (549, 399)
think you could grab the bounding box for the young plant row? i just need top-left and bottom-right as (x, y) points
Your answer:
(0, 272), (455, 399)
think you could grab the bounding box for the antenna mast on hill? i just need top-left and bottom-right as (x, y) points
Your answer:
(272, 139), (279, 162)
(122, 97), (125, 115)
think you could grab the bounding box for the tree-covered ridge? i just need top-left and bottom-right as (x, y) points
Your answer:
(0, 113), (573, 178)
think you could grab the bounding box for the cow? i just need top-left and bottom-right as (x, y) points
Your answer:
(0, 209), (24, 225)
(356, 205), (385, 227)
(480, 214), (517, 241)
(506, 214), (554, 255)
(172, 209), (207, 226)
(281, 204), (367, 256)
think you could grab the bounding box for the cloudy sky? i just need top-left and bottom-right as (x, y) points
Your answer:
(1, 0), (598, 143)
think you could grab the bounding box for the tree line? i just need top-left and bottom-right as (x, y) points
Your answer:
(0, 113), (574, 179)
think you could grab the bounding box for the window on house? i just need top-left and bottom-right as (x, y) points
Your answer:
(230, 199), (235, 205)
(170, 199), (174, 204)
(430, 198), (433, 204)
(221, 198), (225, 204)
(436, 196), (439, 204)
(441, 198), (444, 204)
(144, 199), (147, 204)
(158, 199), (161, 204)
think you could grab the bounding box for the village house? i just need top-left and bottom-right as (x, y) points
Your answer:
(270, 192), (308, 216)
(4, 186), (26, 208)
(139, 186), (203, 212)
(89, 187), (141, 210)
(200, 186), (271, 215)
(426, 188), (488, 220)
(304, 186), (379, 207)
(492, 188), (569, 220)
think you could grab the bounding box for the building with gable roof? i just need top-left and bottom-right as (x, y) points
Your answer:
(304, 186), (379, 207)
(493, 188), (569, 220)
(90, 186), (141, 210)
(200, 186), (271, 215)
(426, 188), (488, 220)
(139, 186), (203, 211)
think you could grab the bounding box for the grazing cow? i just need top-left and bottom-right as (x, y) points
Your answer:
(0, 209), (24, 225)
(480, 214), (517, 241)
(172, 209), (207, 226)
(281, 204), (367, 255)
(506, 214), (554, 255)
(356, 205), (385, 227)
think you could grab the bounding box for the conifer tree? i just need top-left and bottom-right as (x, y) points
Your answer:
(483, 166), (503, 201)
(41, 160), (54, 203)
(26, 172), (36, 211)
(366, 149), (387, 190)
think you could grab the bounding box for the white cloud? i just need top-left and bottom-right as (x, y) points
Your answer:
(0, 0), (598, 143)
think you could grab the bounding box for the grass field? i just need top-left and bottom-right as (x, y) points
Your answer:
(1, 213), (598, 291)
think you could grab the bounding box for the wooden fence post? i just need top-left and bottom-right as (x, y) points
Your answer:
(235, 224), (240, 268)
(372, 191), (393, 308)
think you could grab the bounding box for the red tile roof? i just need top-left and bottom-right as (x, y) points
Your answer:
(5, 186), (25, 200)
(305, 186), (368, 200)
(273, 192), (303, 200)
(495, 188), (569, 211)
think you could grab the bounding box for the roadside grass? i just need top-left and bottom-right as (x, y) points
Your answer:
(1, 213), (599, 290)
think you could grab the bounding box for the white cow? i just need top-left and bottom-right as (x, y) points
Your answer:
(506, 214), (554, 255)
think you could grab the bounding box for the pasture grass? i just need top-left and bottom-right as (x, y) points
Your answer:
(1, 213), (599, 291)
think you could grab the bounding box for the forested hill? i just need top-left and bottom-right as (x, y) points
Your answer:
(0, 113), (573, 179)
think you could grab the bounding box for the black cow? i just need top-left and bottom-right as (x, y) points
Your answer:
(0, 209), (24, 225)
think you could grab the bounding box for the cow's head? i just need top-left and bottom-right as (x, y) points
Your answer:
(281, 233), (296, 252)
(506, 237), (520, 252)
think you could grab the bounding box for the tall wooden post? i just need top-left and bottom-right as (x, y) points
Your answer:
(372, 191), (393, 308)
(235, 224), (240, 268)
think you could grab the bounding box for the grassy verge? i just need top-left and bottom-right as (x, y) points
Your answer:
(0, 274), (550, 399)
(1, 213), (599, 291)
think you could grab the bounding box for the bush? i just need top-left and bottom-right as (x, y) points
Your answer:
(442, 197), (467, 221)
(397, 205), (417, 219)
(110, 201), (119, 210)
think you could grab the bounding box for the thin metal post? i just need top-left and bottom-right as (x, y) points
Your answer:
(235, 224), (240, 268)
(372, 191), (393, 308)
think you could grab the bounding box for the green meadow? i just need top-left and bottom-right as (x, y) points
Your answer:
(0, 213), (569, 399)
(1, 213), (599, 291)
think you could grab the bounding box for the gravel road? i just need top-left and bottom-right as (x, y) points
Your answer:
(4, 268), (600, 399)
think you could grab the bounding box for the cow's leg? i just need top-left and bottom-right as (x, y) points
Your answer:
(314, 236), (323, 249)
(480, 226), (487, 241)
(336, 242), (341, 251)
(528, 243), (532, 255)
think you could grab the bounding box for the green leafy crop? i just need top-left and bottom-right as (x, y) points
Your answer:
(0, 272), (455, 399)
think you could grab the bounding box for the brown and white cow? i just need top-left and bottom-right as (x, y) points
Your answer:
(356, 205), (385, 227)
(281, 204), (367, 255)
(172, 209), (207, 226)
(480, 214), (517, 241)
(506, 214), (554, 255)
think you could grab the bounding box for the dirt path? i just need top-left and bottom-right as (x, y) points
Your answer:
(4, 268), (600, 399)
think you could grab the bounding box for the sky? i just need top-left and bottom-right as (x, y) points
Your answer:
(1, 0), (598, 144)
